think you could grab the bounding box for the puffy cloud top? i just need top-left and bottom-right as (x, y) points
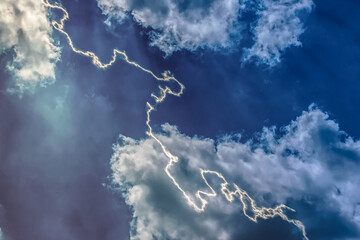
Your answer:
(112, 107), (360, 239)
(0, 0), (60, 93)
(98, 0), (244, 55)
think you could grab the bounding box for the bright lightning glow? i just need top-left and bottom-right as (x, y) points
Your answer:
(43, 1), (308, 239)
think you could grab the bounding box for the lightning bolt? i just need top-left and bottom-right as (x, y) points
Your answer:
(43, 1), (308, 239)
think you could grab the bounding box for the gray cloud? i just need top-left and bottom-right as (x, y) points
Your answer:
(111, 106), (360, 239)
(0, 0), (60, 93)
(111, 133), (242, 240)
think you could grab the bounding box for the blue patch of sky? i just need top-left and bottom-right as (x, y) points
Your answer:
(58, 0), (360, 142)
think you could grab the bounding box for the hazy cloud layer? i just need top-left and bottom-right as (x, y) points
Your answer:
(0, 72), (131, 240)
(112, 106), (360, 239)
(97, 0), (313, 65)
(0, 0), (60, 93)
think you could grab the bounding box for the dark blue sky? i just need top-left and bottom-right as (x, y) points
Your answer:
(55, 0), (360, 140)
(0, 0), (359, 239)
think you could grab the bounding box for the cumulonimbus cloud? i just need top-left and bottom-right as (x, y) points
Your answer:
(0, 0), (60, 93)
(97, 0), (313, 65)
(111, 106), (360, 239)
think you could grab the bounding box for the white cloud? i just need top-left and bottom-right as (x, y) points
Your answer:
(98, 0), (245, 55)
(97, 0), (313, 65)
(217, 106), (360, 223)
(0, 0), (60, 93)
(111, 106), (360, 239)
(111, 133), (234, 240)
(243, 0), (314, 66)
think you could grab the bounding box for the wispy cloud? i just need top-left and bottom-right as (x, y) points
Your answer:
(97, 0), (313, 66)
(112, 106), (360, 239)
(98, 0), (245, 55)
(0, 0), (60, 94)
(243, 0), (314, 66)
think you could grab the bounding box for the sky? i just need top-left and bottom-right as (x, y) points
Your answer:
(0, 0), (359, 240)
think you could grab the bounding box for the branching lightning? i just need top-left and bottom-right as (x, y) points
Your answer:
(43, 1), (308, 239)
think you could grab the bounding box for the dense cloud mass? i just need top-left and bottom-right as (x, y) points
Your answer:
(111, 132), (236, 240)
(97, 0), (313, 65)
(112, 106), (360, 239)
(0, 0), (60, 93)
(0, 69), (133, 239)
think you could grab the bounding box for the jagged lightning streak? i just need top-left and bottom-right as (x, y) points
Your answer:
(43, 1), (308, 239)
